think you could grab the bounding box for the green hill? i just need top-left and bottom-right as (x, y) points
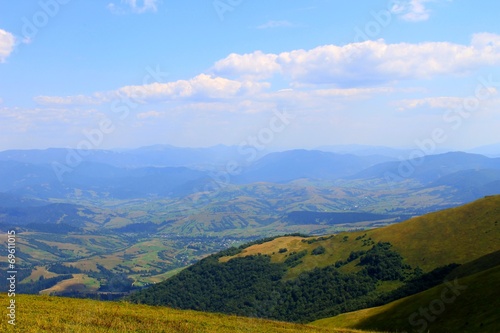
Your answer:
(220, 194), (500, 275)
(128, 195), (500, 325)
(312, 263), (500, 333)
(0, 293), (379, 333)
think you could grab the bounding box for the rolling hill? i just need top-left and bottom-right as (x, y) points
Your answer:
(1, 147), (499, 303)
(128, 196), (500, 327)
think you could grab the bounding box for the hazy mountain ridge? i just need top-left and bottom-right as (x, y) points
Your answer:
(350, 151), (500, 184)
(1, 147), (499, 202)
(234, 149), (394, 184)
(0, 145), (247, 169)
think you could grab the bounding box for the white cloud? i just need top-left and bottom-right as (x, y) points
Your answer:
(108, 0), (158, 14)
(396, 87), (499, 111)
(395, 97), (464, 110)
(313, 87), (396, 98)
(280, 35), (500, 85)
(213, 33), (500, 87)
(211, 51), (280, 80)
(34, 94), (107, 106)
(0, 29), (15, 63)
(35, 74), (270, 106)
(116, 74), (268, 101)
(257, 20), (293, 29)
(390, 0), (432, 22)
(33, 33), (500, 115)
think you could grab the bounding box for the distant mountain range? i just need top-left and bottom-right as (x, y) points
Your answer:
(467, 143), (500, 157)
(0, 145), (245, 169)
(351, 151), (500, 184)
(316, 144), (414, 158)
(1, 147), (500, 201)
(234, 149), (393, 183)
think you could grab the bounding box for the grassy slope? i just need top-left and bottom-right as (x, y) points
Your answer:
(39, 274), (100, 295)
(366, 195), (500, 271)
(312, 264), (500, 333)
(220, 195), (500, 277)
(0, 294), (381, 333)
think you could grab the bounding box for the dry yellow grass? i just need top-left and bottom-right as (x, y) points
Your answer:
(219, 236), (306, 263)
(21, 266), (59, 283)
(41, 240), (89, 253)
(73, 254), (124, 271)
(39, 274), (100, 295)
(367, 195), (500, 271)
(0, 294), (383, 333)
(312, 298), (405, 329)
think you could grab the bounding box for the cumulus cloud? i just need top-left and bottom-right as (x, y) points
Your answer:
(0, 29), (15, 63)
(116, 74), (269, 101)
(390, 0), (432, 22)
(212, 33), (500, 87)
(35, 74), (270, 106)
(34, 33), (500, 108)
(211, 51), (280, 80)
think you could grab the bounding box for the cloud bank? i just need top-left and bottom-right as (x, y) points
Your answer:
(35, 33), (500, 106)
(212, 33), (500, 87)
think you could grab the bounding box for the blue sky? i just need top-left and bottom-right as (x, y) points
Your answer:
(0, 0), (499, 151)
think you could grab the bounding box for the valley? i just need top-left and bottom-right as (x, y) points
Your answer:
(0, 146), (499, 332)
(128, 195), (500, 332)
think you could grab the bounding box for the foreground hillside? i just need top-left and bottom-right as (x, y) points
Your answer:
(313, 263), (500, 333)
(128, 196), (500, 326)
(216, 195), (500, 274)
(0, 294), (378, 333)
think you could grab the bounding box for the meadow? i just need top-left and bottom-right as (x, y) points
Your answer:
(0, 293), (382, 333)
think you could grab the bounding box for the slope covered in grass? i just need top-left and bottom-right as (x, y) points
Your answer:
(0, 294), (380, 333)
(221, 195), (500, 275)
(128, 196), (500, 324)
(312, 264), (500, 333)
(365, 195), (500, 271)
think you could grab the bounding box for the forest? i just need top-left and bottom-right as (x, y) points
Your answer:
(128, 241), (457, 323)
